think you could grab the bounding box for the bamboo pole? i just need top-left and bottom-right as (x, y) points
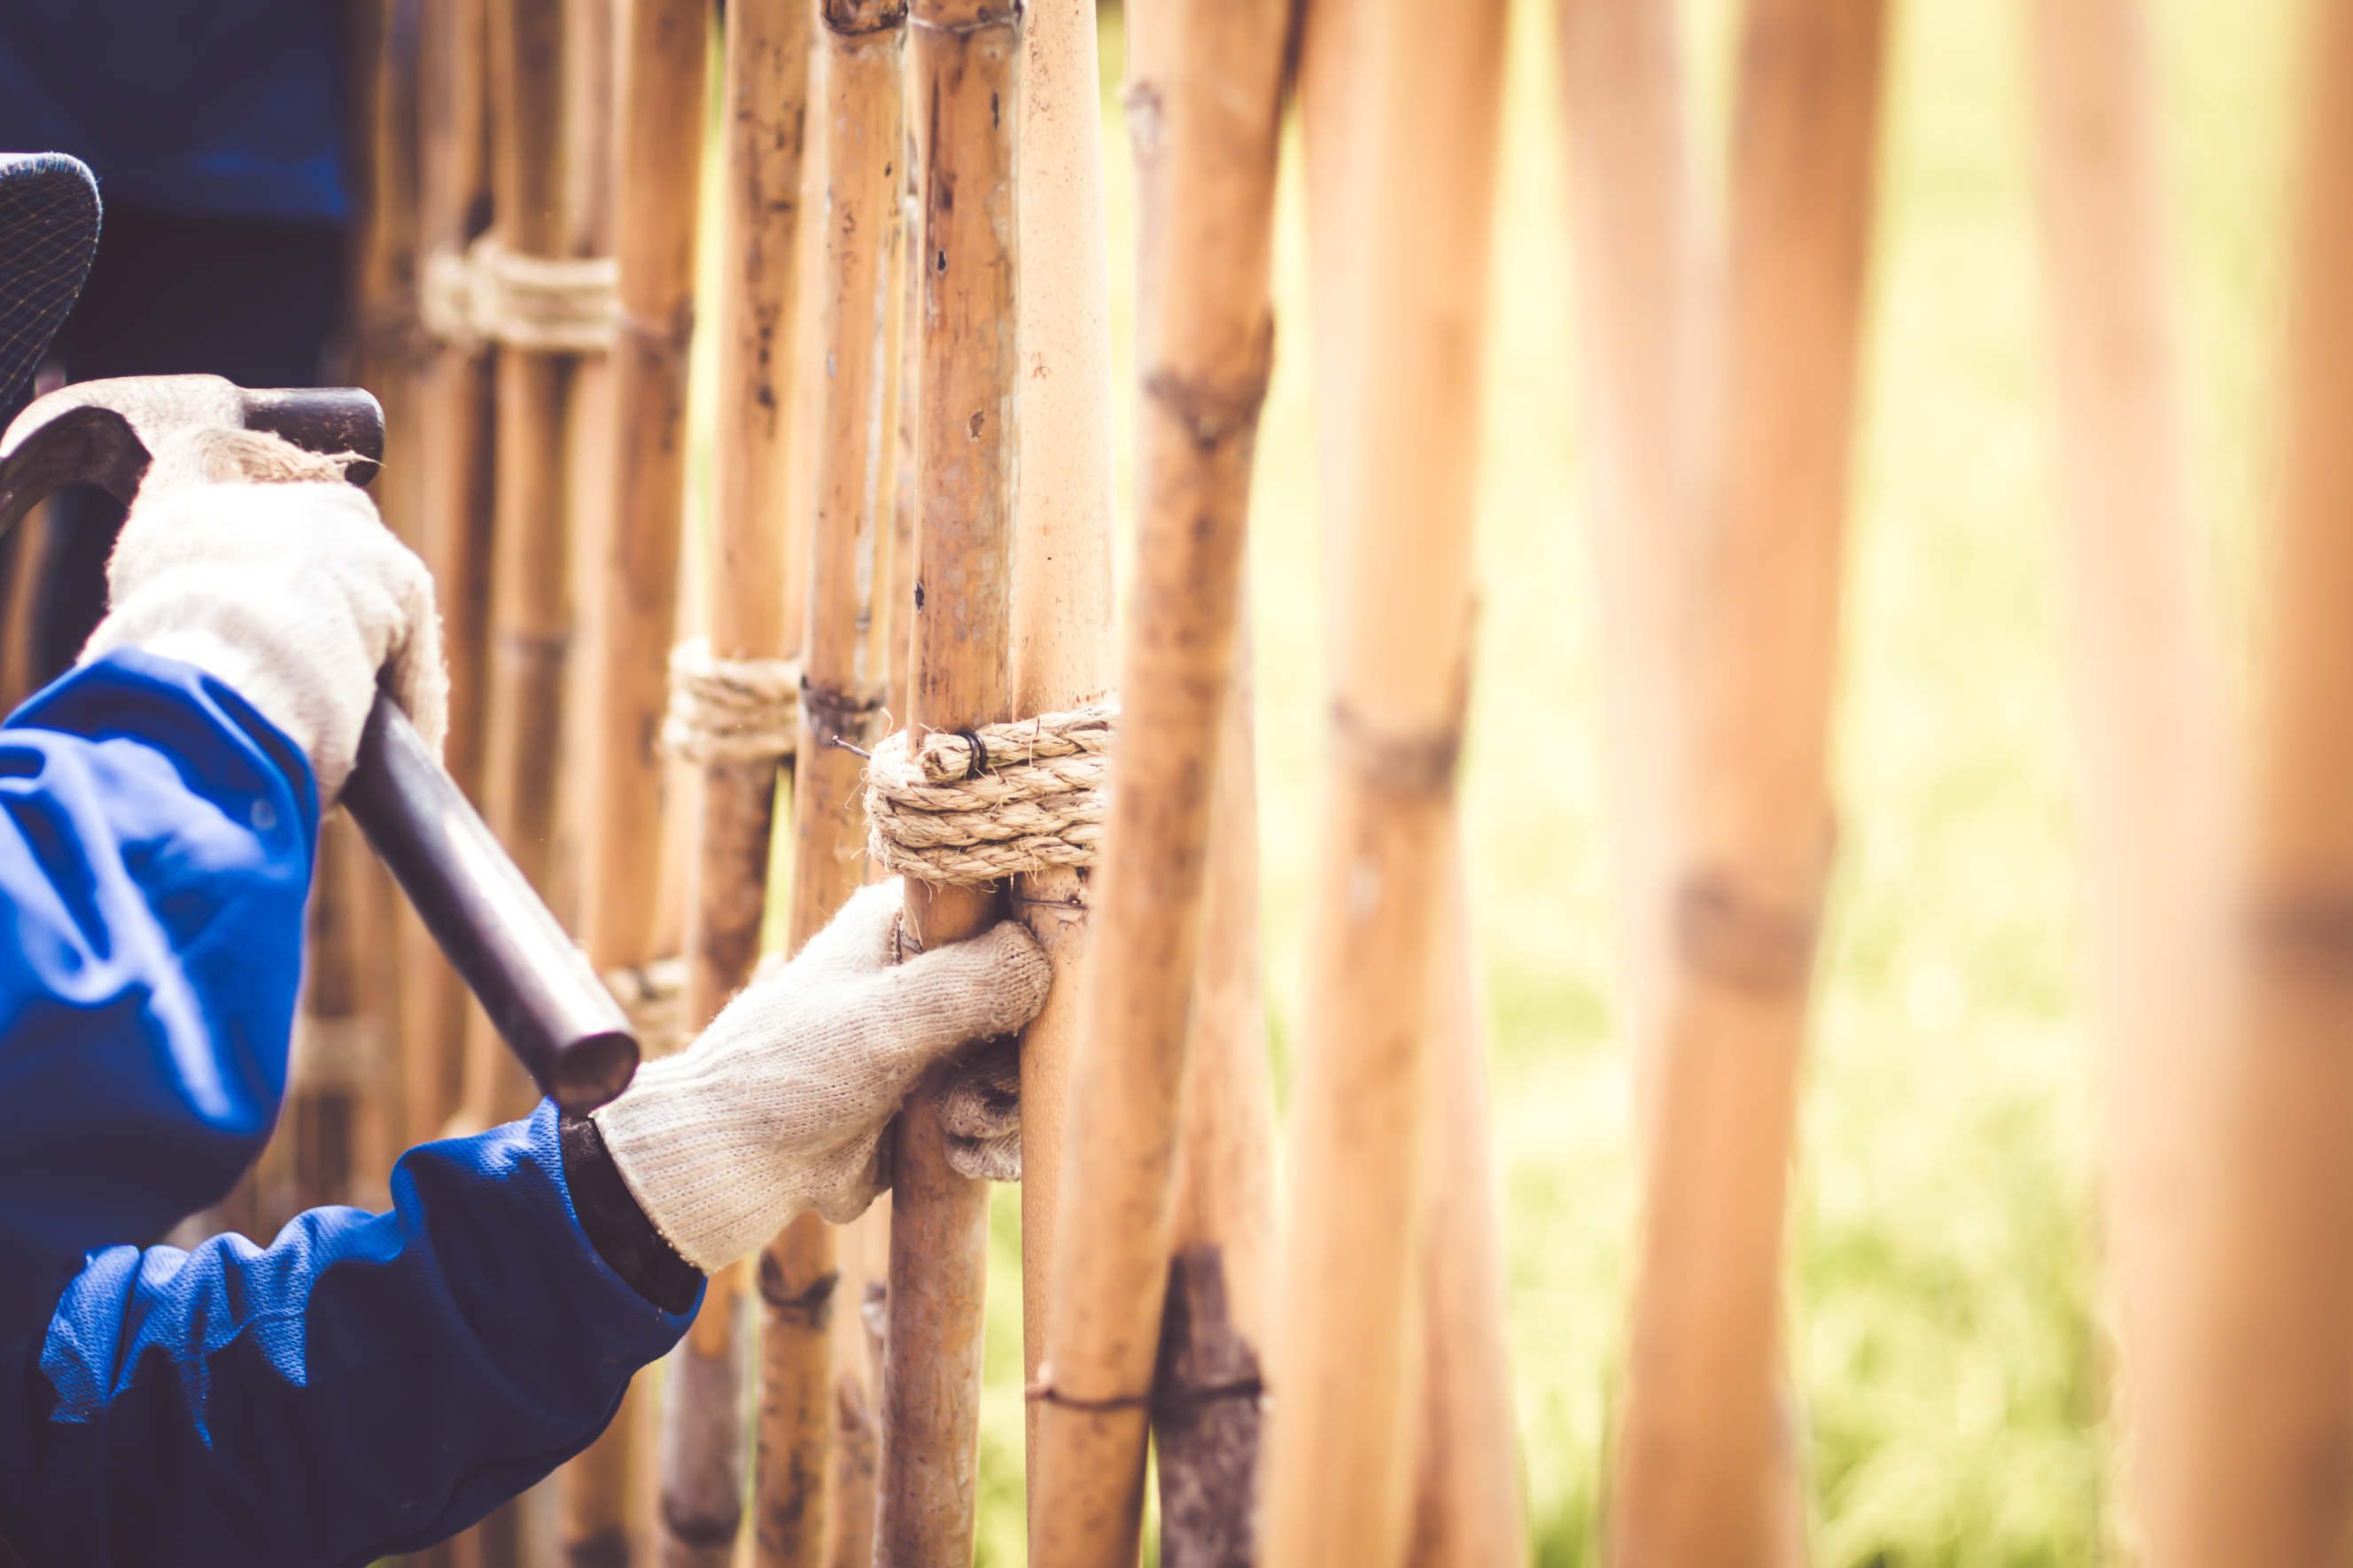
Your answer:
(1607, 4), (1883, 1565)
(1403, 838), (1525, 1568)
(560, 0), (713, 1562)
(2022, 0), (2225, 1547)
(824, 132), (923, 1568)
(403, 0), (495, 1152)
(1027, 0), (1289, 1560)
(2139, 4), (2353, 1561)
(874, 4), (1019, 1561)
(653, 4), (818, 1566)
(452, 0), (579, 1138)
(1260, 0), (1506, 1564)
(1150, 642), (1277, 1568)
(1009, 0), (1119, 1502)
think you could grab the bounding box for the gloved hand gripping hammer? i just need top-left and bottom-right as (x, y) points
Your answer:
(0, 375), (639, 1113)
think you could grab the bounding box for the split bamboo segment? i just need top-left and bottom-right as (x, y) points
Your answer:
(1009, 0), (1119, 1502)
(1152, 640), (1277, 1568)
(561, 0), (714, 1561)
(2142, 4), (2353, 1562)
(1027, 0), (1290, 1561)
(454, 0), (578, 1138)
(403, 0), (495, 1150)
(656, 4), (818, 1566)
(2021, 0), (2225, 1544)
(1404, 838), (1525, 1568)
(876, 3), (1019, 1562)
(731, 5), (897, 1566)
(1262, 1), (1507, 1564)
(1607, 4), (1884, 1565)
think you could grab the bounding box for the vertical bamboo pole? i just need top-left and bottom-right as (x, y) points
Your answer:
(825, 132), (923, 1568)
(1403, 840), (1525, 1568)
(1010, 0), (1119, 1498)
(562, 0), (712, 1562)
(2141, 4), (2353, 1562)
(874, 4), (1018, 1561)
(453, 0), (579, 1138)
(1261, 0), (1506, 1564)
(1150, 643), (1277, 1568)
(1607, 5), (1883, 1565)
(2023, 0), (2224, 1546)
(1027, 0), (1289, 1560)
(405, 0), (496, 1150)
(656, 4), (818, 1566)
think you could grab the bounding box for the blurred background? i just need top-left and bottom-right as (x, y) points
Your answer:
(920, 0), (2295, 1562)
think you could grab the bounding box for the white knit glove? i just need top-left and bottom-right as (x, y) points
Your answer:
(79, 426), (447, 803)
(591, 880), (1053, 1271)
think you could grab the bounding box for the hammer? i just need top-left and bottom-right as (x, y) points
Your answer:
(0, 375), (639, 1114)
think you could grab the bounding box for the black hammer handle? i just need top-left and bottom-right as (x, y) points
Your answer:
(343, 695), (639, 1114)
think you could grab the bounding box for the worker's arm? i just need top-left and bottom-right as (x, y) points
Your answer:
(1, 1105), (696, 1568)
(0, 879), (1050, 1568)
(0, 648), (318, 1349)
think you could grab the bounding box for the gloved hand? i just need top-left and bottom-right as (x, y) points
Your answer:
(936, 1036), (1023, 1182)
(79, 425), (447, 803)
(591, 880), (1052, 1271)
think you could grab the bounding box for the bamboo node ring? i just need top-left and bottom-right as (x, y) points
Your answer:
(419, 237), (621, 353)
(1025, 1371), (1151, 1413)
(863, 702), (1116, 885)
(661, 638), (804, 766)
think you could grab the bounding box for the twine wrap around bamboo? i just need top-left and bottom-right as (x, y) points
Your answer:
(863, 704), (1115, 885)
(661, 636), (804, 765)
(421, 235), (620, 352)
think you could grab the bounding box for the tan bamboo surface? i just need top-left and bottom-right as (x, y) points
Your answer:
(2022, 0), (2227, 1548)
(1403, 837), (1525, 1568)
(1559, 6), (1805, 1559)
(696, 5), (884, 1554)
(560, 0), (714, 1561)
(2139, 4), (2353, 1561)
(652, 4), (815, 1565)
(1008, 0), (1119, 1500)
(1150, 641), (1276, 1568)
(0, 511), (49, 710)
(874, 4), (1019, 1561)
(1606, 4), (1884, 1565)
(1261, 0), (1505, 1564)
(1555, 0), (1702, 1088)
(402, 0), (495, 1152)
(824, 136), (924, 1568)
(452, 0), (579, 1138)
(1026, 0), (1288, 1561)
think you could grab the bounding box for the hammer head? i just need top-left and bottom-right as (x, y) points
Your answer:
(0, 374), (385, 538)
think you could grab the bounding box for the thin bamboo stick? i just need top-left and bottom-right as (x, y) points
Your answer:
(1261, 0), (1506, 1563)
(403, 0), (495, 1153)
(726, 7), (890, 1567)
(1151, 640), (1277, 1568)
(2022, 0), (2224, 1548)
(561, 0), (713, 1562)
(657, 2), (818, 1564)
(1403, 837), (1525, 1567)
(1027, 0), (1289, 1559)
(1009, 0), (1119, 1508)
(874, 4), (1019, 1560)
(453, 0), (578, 1139)
(2140, 3), (2353, 1561)
(1607, 4), (1884, 1565)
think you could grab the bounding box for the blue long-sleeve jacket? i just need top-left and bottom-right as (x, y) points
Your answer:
(0, 652), (697, 1566)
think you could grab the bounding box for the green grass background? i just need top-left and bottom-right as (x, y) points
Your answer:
(730, 1), (2303, 1562)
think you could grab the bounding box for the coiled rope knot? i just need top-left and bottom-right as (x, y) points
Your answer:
(662, 638), (803, 766)
(420, 236), (620, 354)
(604, 956), (690, 1060)
(863, 703), (1116, 886)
